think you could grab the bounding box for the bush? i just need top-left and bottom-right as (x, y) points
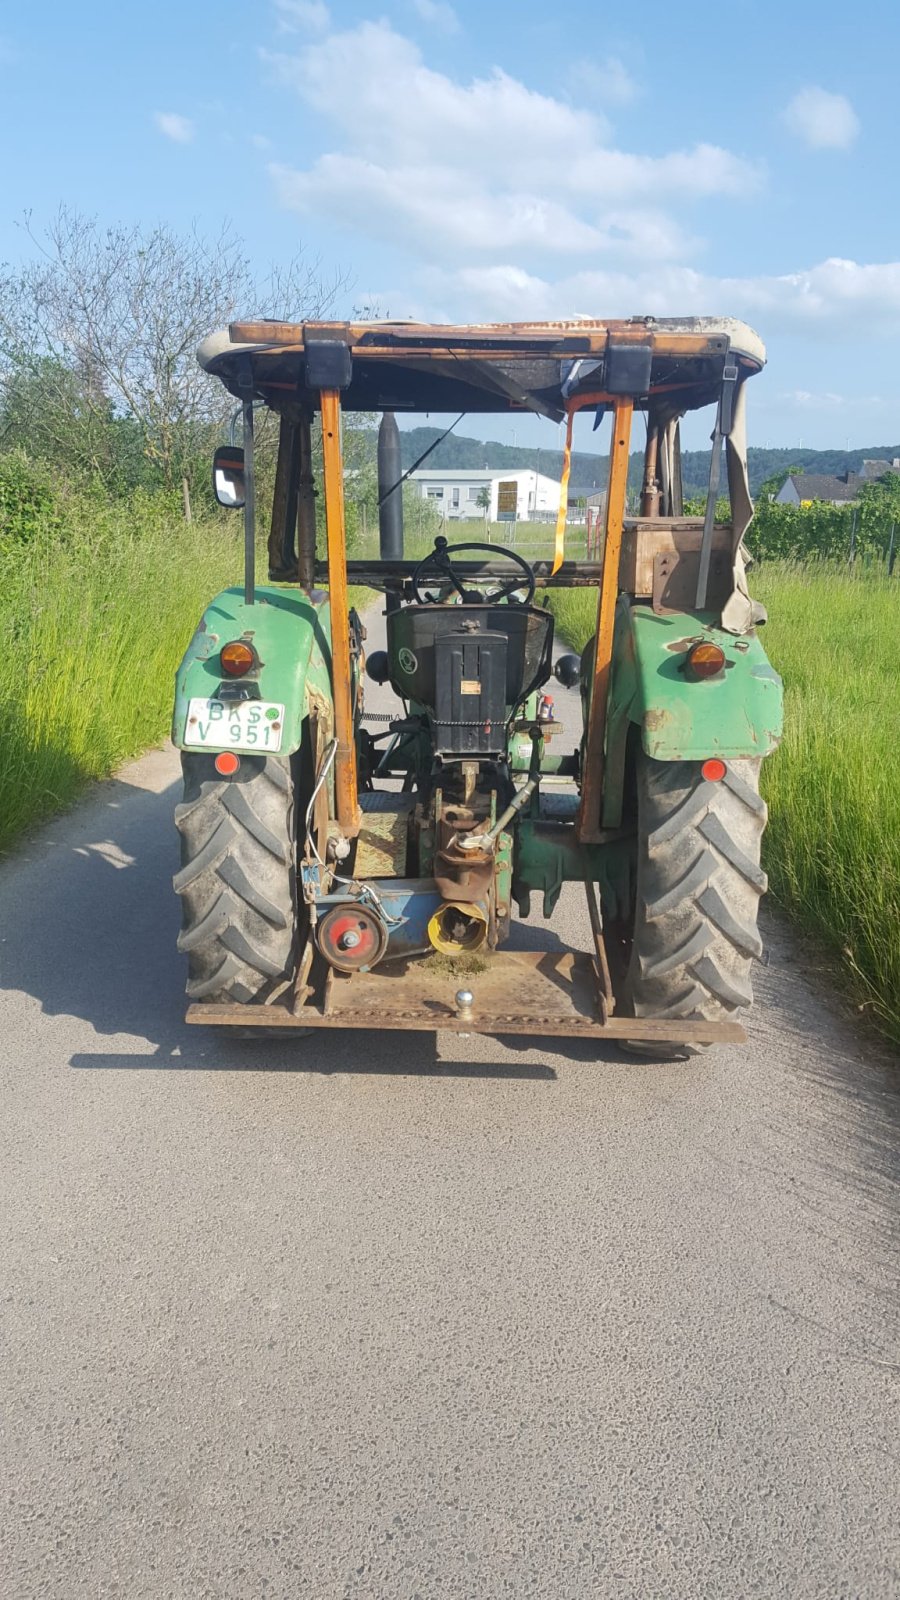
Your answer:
(0, 450), (58, 546)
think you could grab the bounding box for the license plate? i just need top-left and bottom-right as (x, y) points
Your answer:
(185, 698), (285, 752)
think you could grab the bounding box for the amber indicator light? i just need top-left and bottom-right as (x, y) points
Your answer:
(220, 640), (257, 677)
(686, 641), (726, 679)
(214, 751), (241, 776)
(701, 758), (727, 783)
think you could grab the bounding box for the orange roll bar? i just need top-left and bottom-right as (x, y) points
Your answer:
(320, 388), (361, 837)
(577, 396), (634, 842)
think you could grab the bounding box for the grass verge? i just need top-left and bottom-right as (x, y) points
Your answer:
(545, 566), (900, 1049)
(0, 494), (239, 851)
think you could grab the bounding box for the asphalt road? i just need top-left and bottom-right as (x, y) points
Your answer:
(2, 599), (899, 1599)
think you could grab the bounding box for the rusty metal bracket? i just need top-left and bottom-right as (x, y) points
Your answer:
(584, 881), (614, 1022)
(188, 950), (746, 1044)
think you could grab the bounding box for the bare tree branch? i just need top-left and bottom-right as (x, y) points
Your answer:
(0, 208), (346, 490)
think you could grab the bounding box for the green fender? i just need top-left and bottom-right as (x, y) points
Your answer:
(600, 597), (783, 828)
(172, 585), (335, 756)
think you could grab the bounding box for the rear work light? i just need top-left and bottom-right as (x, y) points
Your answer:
(219, 640), (257, 677)
(686, 641), (726, 680)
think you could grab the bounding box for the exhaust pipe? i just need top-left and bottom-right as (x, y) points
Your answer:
(427, 901), (488, 956)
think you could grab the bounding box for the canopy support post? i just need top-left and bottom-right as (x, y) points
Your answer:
(320, 388), (360, 837)
(268, 415), (301, 577)
(696, 358), (738, 611)
(640, 423), (661, 517)
(296, 409), (317, 592)
(577, 397), (633, 844)
(237, 357), (256, 606)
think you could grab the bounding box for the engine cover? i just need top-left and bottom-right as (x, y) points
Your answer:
(434, 627), (508, 755)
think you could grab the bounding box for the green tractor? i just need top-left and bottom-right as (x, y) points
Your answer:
(172, 317), (782, 1054)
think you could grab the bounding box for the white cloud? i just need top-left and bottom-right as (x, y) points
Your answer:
(266, 21), (609, 165)
(153, 111), (195, 144)
(783, 86), (859, 150)
(261, 17), (900, 340)
(573, 55), (639, 107)
(411, 0), (460, 33)
(251, 132), (273, 150)
(271, 157), (610, 254)
(779, 388), (883, 409)
(272, 156), (697, 261)
(779, 389), (846, 408)
(274, 0), (330, 31)
(425, 256), (900, 339)
(265, 18), (760, 266)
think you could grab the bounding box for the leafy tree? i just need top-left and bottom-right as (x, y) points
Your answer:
(0, 208), (343, 498)
(757, 464), (804, 501)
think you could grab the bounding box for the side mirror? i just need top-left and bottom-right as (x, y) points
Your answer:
(553, 653), (581, 689)
(213, 445), (245, 509)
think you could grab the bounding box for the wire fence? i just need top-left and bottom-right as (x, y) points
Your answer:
(355, 495), (900, 574)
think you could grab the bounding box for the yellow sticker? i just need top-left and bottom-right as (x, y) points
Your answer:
(460, 678), (482, 695)
(552, 405), (575, 575)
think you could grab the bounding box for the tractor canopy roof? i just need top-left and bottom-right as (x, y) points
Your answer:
(197, 316), (765, 422)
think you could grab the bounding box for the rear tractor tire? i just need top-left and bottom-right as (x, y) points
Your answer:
(622, 751), (767, 1058)
(174, 752), (297, 1004)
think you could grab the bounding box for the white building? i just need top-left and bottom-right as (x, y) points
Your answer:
(409, 468), (561, 523)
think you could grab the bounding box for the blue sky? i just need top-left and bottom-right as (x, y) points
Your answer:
(1, 0), (898, 451)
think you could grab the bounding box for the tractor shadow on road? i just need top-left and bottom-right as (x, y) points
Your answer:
(2, 772), (617, 1080)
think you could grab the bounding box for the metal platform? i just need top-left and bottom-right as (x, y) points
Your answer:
(187, 949), (746, 1043)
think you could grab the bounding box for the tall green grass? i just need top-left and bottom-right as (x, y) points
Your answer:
(752, 564), (900, 1046)
(0, 493), (240, 850)
(545, 566), (900, 1048)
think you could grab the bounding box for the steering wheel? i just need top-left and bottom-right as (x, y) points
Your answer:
(411, 536), (536, 606)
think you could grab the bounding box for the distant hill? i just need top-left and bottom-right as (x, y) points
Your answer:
(399, 426), (900, 499)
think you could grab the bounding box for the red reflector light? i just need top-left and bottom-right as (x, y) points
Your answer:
(702, 758), (727, 782)
(686, 641), (726, 679)
(220, 640), (256, 677)
(215, 751), (240, 776)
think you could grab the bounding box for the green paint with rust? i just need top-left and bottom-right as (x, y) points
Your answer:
(615, 600), (783, 759)
(596, 597), (783, 826)
(172, 585), (334, 754)
(513, 818), (628, 919)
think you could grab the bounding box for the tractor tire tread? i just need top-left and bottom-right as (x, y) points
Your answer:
(175, 752), (296, 1005)
(217, 855), (290, 929)
(625, 753), (767, 1035)
(639, 921), (712, 979)
(698, 812), (768, 892)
